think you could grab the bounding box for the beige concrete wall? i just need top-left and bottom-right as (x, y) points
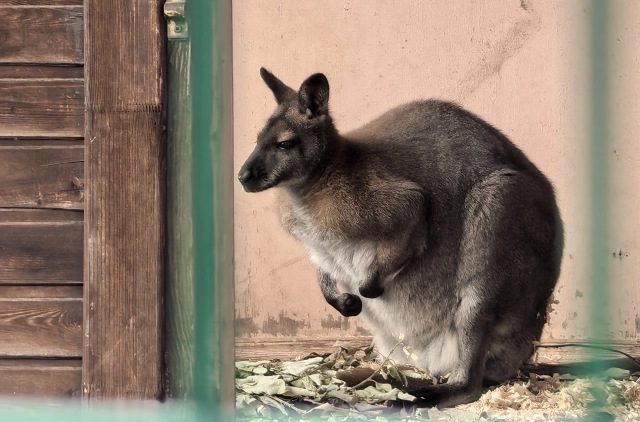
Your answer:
(233, 1), (640, 341)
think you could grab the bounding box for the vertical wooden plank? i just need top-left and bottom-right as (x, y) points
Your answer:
(83, 0), (165, 399)
(166, 39), (195, 398)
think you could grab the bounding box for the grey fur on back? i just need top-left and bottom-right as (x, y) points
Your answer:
(238, 69), (563, 408)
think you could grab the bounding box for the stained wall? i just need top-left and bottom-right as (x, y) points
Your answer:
(233, 1), (640, 341)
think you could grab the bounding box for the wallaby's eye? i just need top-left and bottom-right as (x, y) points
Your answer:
(276, 140), (297, 150)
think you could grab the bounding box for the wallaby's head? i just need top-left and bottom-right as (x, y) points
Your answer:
(238, 68), (335, 193)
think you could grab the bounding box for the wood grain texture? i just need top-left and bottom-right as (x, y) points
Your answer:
(0, 359), (81, 396)
(166, 40), (195, 399)
(85, 1), (163, 107)
(0, 65), (83, 79)
(532, 340), (640, 366)
(0, 6), (83, 64)
(0, 208), (82, 223)
(0, 138), (83, 147)
(83, 0), (165, 399)
(0, 215), (83, 284)
(0, 1), (82, 5)
(0, 297), (82, 357)
(0, 79), (83, 137)
(235, 337), (374, 361)
(0, 285), (82, 298)
(0, 145), (84, 209)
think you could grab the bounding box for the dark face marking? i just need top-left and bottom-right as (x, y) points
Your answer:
(239, 102), (328, 192)
(238, 68), (333, 192)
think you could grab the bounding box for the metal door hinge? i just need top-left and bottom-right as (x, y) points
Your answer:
(164, 0), (188, 39)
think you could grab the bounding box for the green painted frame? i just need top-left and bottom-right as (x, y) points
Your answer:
(165, 0), (235, 416)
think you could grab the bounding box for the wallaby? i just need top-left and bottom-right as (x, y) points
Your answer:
(238, 68), (563, 408)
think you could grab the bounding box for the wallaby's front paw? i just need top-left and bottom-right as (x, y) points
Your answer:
(332, 293), (362, 317)
(359, 281), (384, 299)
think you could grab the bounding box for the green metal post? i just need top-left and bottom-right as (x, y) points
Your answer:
(188, 0), (235, 419)
(587, 0), (610, 359)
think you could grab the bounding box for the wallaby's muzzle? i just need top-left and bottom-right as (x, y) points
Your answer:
(237, 161), (259, 192)
(237, 168), (253, 184)
(238, 152), (272, 193)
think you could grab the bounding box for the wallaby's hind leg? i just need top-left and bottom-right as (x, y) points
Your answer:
(484, 327), (537, 383)
(413, 170), (560, 408)
(409, 305), (488, 408)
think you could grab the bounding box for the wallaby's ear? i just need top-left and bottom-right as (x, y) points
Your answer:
(260, 67), (295, 104)
(298, 73), (329, 118)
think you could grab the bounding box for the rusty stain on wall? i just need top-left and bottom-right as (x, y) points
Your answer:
(262, 312), (308, 336)
(320, 315), (351, 331)
(235, 317), (259, 336)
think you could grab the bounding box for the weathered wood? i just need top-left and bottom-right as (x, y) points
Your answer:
(532, 340), (640, 366)
(83, 0), (165, 399)
(235, 337), (640, 368)
(85, 3), (163, 107)
(0, 208), (83, 223)
(0, 297), (82, 357)
(0, 138), (83, 147)
(0, 1), (82, 5)
(0, 6), (83, 64)
(235, 337), (374, 361)
(0, 285), (82, 298)
(0, 145), (84, 209)
(0, 359), (81, 396)
(166, 40), (194, 399)
(0, 65), (83, 79)
(0, 79), (84, 137)
(0, 218), (83, 284)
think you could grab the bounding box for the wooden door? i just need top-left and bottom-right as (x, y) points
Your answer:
(0, 0), (84, 396)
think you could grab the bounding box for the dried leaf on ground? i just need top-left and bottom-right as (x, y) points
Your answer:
(235, 344), (640, 421)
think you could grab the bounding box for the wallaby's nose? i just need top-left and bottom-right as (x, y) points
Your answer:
(238, 168), (253, 184)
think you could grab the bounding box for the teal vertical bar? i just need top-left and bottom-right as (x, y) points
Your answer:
(587, 0), (610, 353)
(188, 0), (235, 419)
(166, 23), (195, 401)
(587, 0), (610, 417)
(189, 0), (216, 408)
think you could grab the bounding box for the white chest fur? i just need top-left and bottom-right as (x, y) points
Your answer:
(278, 193), (459, 377)
(307, 236), (376, 290)
(280, 195), (374, 291)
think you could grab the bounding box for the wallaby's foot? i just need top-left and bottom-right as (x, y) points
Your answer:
(330, 293), (362, 317)
(409, 383), (482, 409)
(359, 275), (384, 299)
